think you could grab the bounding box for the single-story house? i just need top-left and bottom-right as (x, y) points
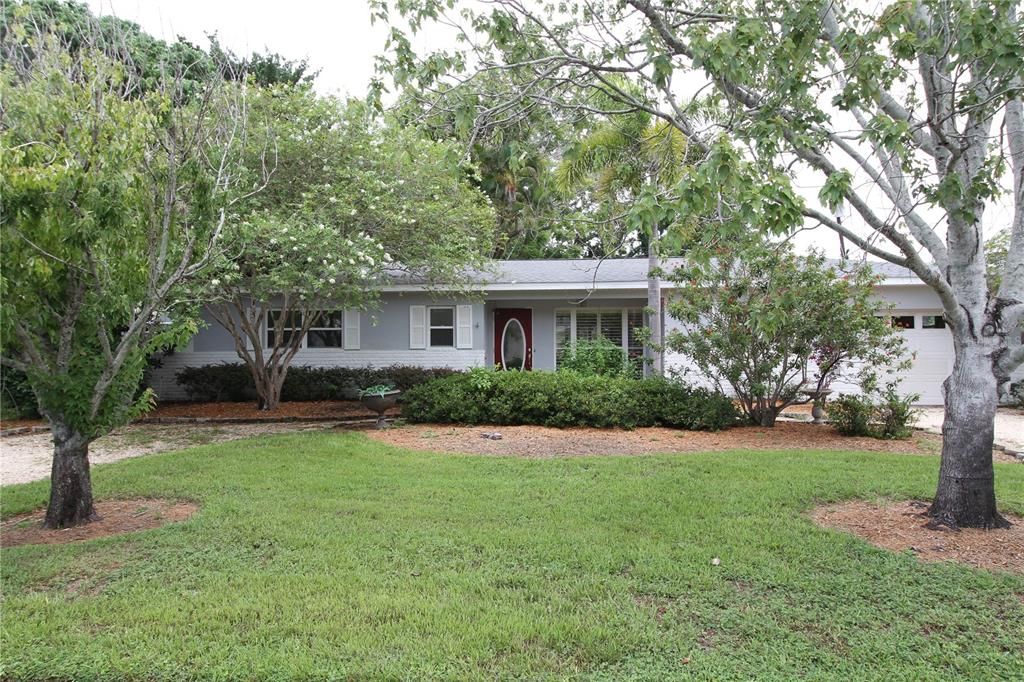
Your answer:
(147, 258), (1016, 405)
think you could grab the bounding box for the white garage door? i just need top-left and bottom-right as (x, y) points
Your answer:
(891, 312), (953, 405)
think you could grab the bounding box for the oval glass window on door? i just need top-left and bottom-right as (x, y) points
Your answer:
(501, 318), (526, 370)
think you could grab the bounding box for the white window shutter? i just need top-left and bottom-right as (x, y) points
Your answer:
(343, 309), (360, 350)
(409, 305), (427, 349)
(456, 304), (473, 349)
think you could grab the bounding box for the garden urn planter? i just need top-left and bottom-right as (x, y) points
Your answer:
(361, 390), (401, 428)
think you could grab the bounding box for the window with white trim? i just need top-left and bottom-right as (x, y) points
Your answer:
(555, 308), (645, 366)
(266, 310), (343, 348)
(428, 306), (455, 347)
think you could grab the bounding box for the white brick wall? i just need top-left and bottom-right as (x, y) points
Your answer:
(147, 349), (486, 401)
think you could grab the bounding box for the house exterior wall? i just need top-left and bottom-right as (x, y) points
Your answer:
(146, 278), (1021, 406)
(147, 294), (487, 400)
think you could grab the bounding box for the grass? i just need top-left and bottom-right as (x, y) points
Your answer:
(2, 432), (1023, 681)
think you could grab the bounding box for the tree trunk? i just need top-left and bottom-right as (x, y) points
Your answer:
(255, 371), (284, 411)
(44, 421), (97, 529)
(645, 227), (663, 377)
(929, 336), (1010, 529)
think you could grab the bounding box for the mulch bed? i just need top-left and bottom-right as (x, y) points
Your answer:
(139, 400), (396, 422)
(1, 498), (199, 548)
(811, 500), (1024, 574)
(365, 422), (949, 458)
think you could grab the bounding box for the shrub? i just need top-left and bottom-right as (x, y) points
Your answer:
(176, 364), (460, 402)
(1, 366), (40, 419)
(873, 385), (919, 439)
(558, 337), (639, 378)
(827, 395), (874, 437)
(403, 369), (738, 431)
(827, 384), (919, 439)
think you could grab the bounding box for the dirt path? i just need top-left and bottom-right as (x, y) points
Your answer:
(0, 422), (345, 485)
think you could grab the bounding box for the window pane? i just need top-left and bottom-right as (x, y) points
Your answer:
(576, 312), (598, 342)
(313, 310), (343, 329)
(429, 307), (454, 327)
(922, 315), (945, 329)
(599, 311), (623, 345)
(627, 309), (644, 356)
(307, 330), (342, 347)
(267, 329), (297, 347)
(268, 310), (302, 330)
(555, 312), (572, 349)
(892, 315), (915, 329)
(430, 328), (454, 347)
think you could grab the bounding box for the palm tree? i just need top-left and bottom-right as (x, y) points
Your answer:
(556, 105), (689, 376)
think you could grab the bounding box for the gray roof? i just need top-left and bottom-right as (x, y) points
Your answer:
(482, 258), (686, 285)
(386, 257), (921, 289)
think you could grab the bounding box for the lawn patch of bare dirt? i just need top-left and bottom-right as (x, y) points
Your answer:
(1, 498), (198, 548)
(367, 422), (1020, 463)
(370, 422), (922, 456)
(140, 400), (397, 422)
(811, 500), (1024, 574)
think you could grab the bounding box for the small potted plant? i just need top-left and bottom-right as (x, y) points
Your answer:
(359, 383), (400, 428)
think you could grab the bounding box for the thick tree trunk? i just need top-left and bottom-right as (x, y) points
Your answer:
(44, 421), (97, 529)
(645, 228), (663, 377)
(929, 337), (1010, 529)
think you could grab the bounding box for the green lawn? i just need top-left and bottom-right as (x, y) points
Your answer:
(2, 433), (1023, 681)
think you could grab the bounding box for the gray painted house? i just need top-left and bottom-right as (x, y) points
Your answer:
(147, 258), (1021, 404)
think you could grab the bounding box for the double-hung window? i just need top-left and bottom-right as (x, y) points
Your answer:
(428, 307), (455, 347)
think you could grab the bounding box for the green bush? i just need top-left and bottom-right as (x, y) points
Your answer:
(558, 337), (639, 378)
(403, 369), (738, 430)
(176, 364), (460, 402)
(827, 395), (874, 437)
(827, 385), (919, 439)
(0, 366), (40, 419)
(874, 385), (919, 439)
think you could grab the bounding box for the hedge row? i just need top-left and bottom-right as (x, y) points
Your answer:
(403, 369), (738, 430)
(175, 363), (461, 402)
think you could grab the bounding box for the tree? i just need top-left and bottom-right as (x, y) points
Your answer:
(205, 88), (496, 410)
(667, 240), (907, 426)
(555, 94), (690, 375)
(374, 0), (1024, 528)
(391, 74), (586, 259)
(0, 13), (253, 527)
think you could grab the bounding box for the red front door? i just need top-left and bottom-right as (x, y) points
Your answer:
(494, 308), (533, 370)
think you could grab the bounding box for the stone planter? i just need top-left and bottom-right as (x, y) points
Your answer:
(360, 390), (401, 428)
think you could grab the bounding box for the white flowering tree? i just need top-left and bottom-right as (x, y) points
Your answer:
(206, 87), (495, 410)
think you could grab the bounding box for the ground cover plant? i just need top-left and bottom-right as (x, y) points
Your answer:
(403, 369), (738, 430)
(2, 433), (1022, 680)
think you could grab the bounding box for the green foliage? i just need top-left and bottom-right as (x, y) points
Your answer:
(828, 382), (919, 440)
(2, 433), (1023, 678)
(175, 364), (459, 402)
(826, 395), (874, 437)
(667, 239), (908, 427)
(403, 370), (737, 430)
(0, 20), (235, 438)
(0, 367), (39, 419)
(558, 338), (638, 378)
